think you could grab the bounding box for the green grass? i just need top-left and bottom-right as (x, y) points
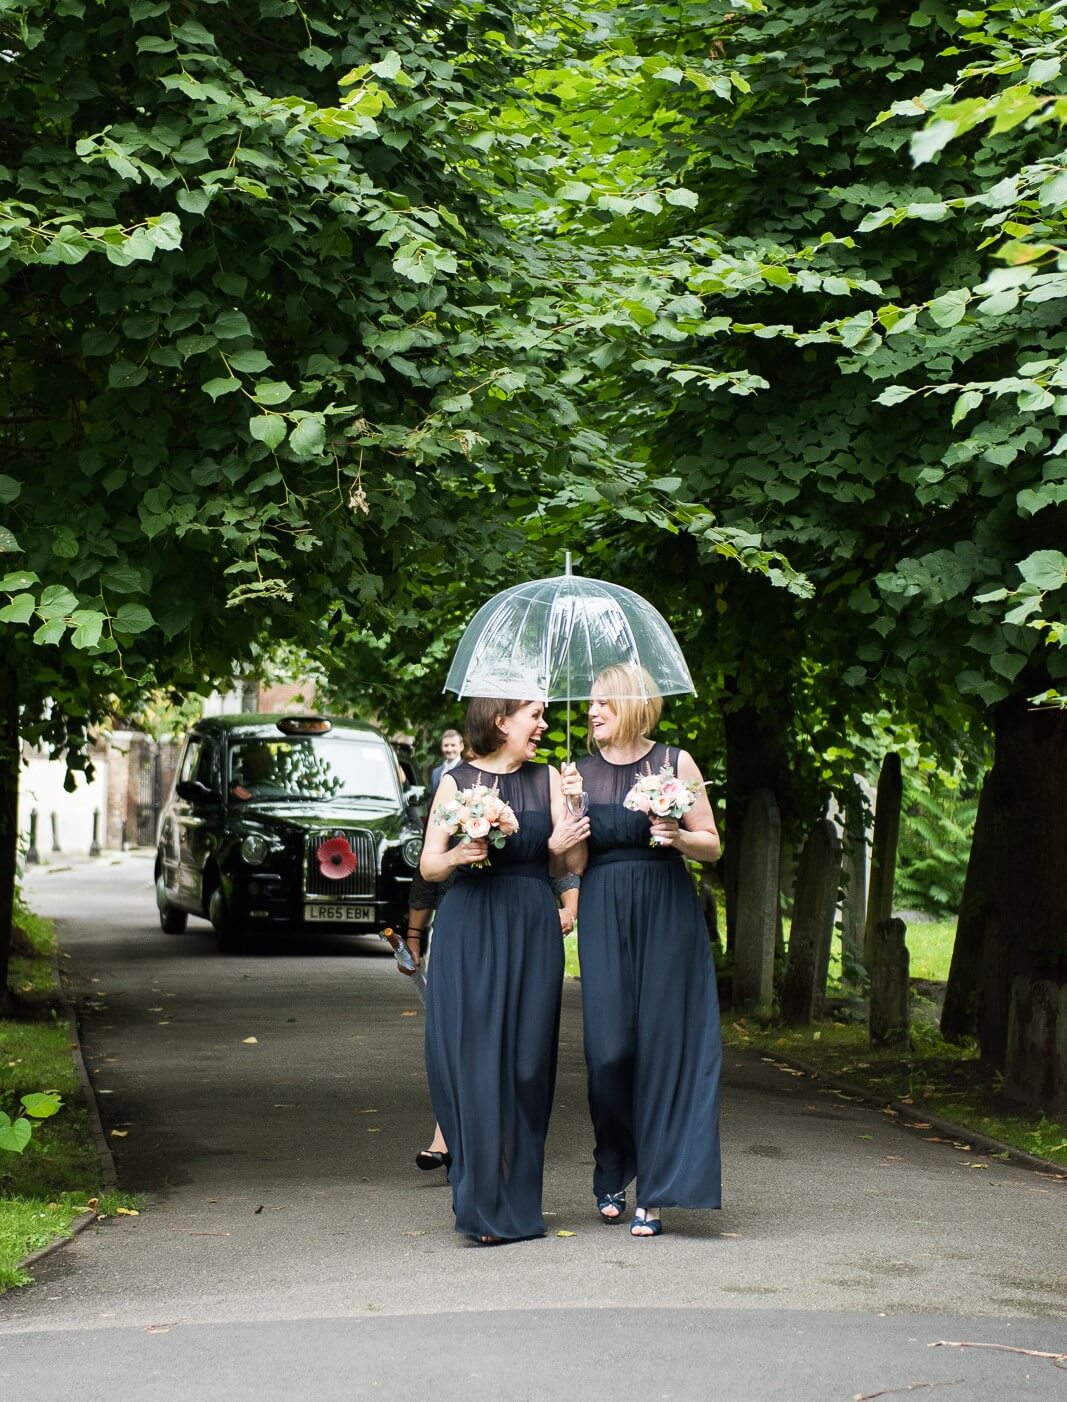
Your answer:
(901, 919), (957, 982)
(1, 905), (135, 1288)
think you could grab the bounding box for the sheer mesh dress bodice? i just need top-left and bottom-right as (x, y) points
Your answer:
(577, 741), (682, 861)
(445, 760), (551, 874)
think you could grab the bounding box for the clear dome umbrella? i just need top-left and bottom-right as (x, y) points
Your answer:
(444, 554), (696, 758)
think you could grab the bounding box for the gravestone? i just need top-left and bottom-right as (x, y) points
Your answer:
(781, 819), (843, 1024)
(733, 788), (780, 1010)
(863, 753), (902, 973)
(869, 916), (909, 1049)
(840, 776), (872, 985)
(1005, 977), (1061, 1112)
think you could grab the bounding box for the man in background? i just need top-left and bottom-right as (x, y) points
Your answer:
(429, 728), (462, 795)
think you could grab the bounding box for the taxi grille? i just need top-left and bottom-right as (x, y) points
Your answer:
(304, 829), (377, 899)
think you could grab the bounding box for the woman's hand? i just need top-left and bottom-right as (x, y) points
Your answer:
(649, 816), (682, 848)
(558, 907), (575, 936)
(560, 762), (583, 800)
(399, 937), (421, 975)
(549, 808), (590, 854)
(451, 837), (489, 867)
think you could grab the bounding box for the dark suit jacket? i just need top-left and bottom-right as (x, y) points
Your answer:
(430, 760), (459, 795)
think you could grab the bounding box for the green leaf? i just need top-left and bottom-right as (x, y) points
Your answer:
(1018, 550), (1067, 592)
(952, 390), (983, 426)
(108, 361), (148, 389)
(558, 182), (593, 203)
(202, 377), (241, 400)
(21, 1092), (61, 1120)
(0, 475), (21, 504)
(0, 528), (20, 553)
(928, 289), (970, 327)
(0, 594), (36, 624)
(113, 603), (156, 634)
(102, 564), (144, 593)
(213, 310), (253, 340)
(0, 571), (37, 590)
(665, 187), (699, 209)
(438, 393), (473, 413)
(288, 415), (326, 459)
(876, 385), (915, 407)
(228, 350), (271, 373)
(0, 1116), (31, 1153)
(33, 618), (66, 645)
(70, 611), (106, 649)
(249, 414), (287, 449)
(253, 381), (293, 406)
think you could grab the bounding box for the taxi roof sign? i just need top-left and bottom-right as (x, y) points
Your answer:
(276, 716), (333, 735)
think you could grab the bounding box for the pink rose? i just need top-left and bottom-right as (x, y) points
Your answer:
(498, 813), (519, 836)
(465, 815), (491, 839)
(483, 797), (504, 824)
(650, 794), (674, 816)
(627, 791), (651, 813)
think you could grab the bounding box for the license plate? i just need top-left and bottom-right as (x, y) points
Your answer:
(304, 904), (373, 923)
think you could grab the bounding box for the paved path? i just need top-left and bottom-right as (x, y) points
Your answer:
(2, 856), (1066, 1400)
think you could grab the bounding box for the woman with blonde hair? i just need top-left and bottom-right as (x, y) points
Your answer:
(572, 663), (722, 1236)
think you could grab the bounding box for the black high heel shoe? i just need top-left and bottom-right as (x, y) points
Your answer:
(415, 1149), (452, 1171)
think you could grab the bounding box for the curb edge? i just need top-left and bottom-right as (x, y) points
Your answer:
(757, 1048), (1067, 1178)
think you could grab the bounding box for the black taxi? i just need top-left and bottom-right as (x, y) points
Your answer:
(154, 714), (425, 950)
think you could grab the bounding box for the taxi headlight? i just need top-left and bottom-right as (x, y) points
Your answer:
(401, 837), (423, 868)
(241, 833), (271, 865)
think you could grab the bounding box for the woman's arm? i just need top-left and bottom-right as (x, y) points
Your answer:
(419, 773), (488, 880)
(648, 750), (722, 863)
(547, 765), (588, 875)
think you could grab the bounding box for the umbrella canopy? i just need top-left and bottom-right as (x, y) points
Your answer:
(444, 570), (696, 703)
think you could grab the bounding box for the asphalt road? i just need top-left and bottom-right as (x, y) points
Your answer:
(2, 854), (1065, 1401)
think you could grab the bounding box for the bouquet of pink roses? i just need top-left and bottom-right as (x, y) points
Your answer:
(435, 779), (519, 864)
(623, 762), (699, 845)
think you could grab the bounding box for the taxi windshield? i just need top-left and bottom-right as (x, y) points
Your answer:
(227, 735), (400, 803)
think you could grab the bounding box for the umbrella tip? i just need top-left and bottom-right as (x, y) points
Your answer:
(564, 550), (572, 576)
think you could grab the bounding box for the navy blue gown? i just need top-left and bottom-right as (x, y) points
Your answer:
(425, 761), (563, 1241)
(577, 742), (722, 1209)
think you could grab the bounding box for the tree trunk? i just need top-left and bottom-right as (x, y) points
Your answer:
(722, 696), (788, 953)
(941, 778), (994, 1041)
(0, 660), (19, 1015)
(975, 694), (1067, 1069)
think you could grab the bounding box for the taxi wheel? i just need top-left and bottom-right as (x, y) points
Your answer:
(156, 873), (188, 934)
(209, 885), (245, 953)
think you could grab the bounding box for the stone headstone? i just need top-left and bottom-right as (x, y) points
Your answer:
(781, 819), (843, 1024)
(1005, 977), (1061, 1112)
(864, 753), (902, 973)
(869, 916), (909, 1049)
(840, 776), (872, 985)
(733, 788), (781, 1010)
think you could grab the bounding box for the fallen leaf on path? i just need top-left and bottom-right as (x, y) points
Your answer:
(556, 1230), (576, 1237)
(147, 1007), (163, 1013)
(241, 1037), (258, 1044)
(967, 1163), (988, 1170)
(719, 1232), (743, 1238)
(404, 1231), (427, 1237)
(400, 1011), (417, 1017)
(145, 1325), (174, 1334)
(367, 1127), (382, 1133)
(859, 1135), (873, 1141)
(907, 1122), (932, 1130)
(254, 1205), (264, 1214)
(882, 1108), (900, 1118)
(360, 1109), (379, 1114)
(110, 1129), (128, 1138)
(115, 1207), (139, 1216)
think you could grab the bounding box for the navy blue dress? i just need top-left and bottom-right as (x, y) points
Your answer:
(425, 761), (563, 1241)
(577, 742), (722, 1209)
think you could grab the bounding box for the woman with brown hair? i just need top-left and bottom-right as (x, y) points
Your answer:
(574, 664), (722, 1237)
(419, 696), (586, 1244)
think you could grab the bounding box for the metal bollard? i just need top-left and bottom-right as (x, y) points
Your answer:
(27, 808), (40, 865)
(89, 808), (101, 858)
(50, 810), (61, 853)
